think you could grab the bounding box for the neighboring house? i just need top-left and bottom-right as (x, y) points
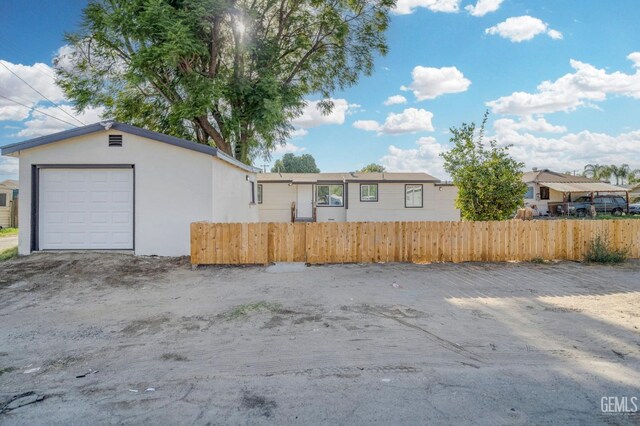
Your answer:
(0, 180), (17, 228)
(623, 183), (640, 202)
(257, 172), (460, 223)
(0, 122), (259, 256)
(522, 168), (629, 215)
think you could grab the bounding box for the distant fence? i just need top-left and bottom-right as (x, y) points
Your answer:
(190, 220), (640, 265)
(10, 198), (18, 228)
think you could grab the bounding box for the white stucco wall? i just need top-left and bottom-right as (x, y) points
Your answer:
(13, 130), (256, 256)
(346, 182), (460, 222)
(257, 182), (296, 223)
(211, 158), (259, 223)
(316, 206), (346, 222)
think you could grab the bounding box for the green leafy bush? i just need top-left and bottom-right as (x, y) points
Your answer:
(584, 235), (628, 264)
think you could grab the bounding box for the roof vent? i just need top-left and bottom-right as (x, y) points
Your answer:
(108, 134), (123, 147)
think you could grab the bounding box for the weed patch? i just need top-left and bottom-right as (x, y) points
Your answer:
(0, 247), (17, 262)
(584, 235), (628, 264)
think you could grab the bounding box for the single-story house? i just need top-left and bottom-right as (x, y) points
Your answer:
(0, 122), (259, 256)
(522, 168), (629, 215)
(623, 183), (640, 203)
(257, 172), (460, 223)
(0, 179), (18, 228)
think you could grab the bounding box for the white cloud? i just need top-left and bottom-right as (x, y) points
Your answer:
(378, 124), (640, 181)
(0, 157), (18, 175)
(487, 54), (640, 115)
(16, 105), (104, 138)
(273, 142), (305, 154)
(485, 16), (562, 42)
(401, 66), (471, 100)
(547, 29), (563, 40)
(492, 124), (640, 174)
(383, 95), (407, 106)
(465, 0), (504, 17)
(353, 108), (434, 135)
(493, 116), (567, 134)
(0, 59), (66, 122)
(289, 128), (308, 138)
(380, 137), (447, 178)
(353, 120), (383, 132)
(394, 0), (460, 15)
(628, 52), (640, 68)
(291, 99), (353, 128)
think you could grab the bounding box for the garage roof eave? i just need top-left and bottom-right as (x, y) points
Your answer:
(0, 121), (220, 157)
(1, 121), (260, 173)
(214, 150), (261, 173)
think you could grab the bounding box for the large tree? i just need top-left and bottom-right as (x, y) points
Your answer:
(358, 163), (386, 173)
(441, 113), (527, 221)
(271, 153), (319, 173)
(55, 0), (394, 164)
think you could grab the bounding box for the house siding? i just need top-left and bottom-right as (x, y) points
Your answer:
(0, 187), (11, 228)
(258, 183), (297, 222)
(257, 180), (460, 223)
(346, 182), (459, 222)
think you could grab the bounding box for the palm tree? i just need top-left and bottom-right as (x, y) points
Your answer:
(608, 164), (631, 185)
(582, 163), (600, 179)
(619, 164), (631, 185)
(583, 163), (611, 181)
(628, 169), (640, 184)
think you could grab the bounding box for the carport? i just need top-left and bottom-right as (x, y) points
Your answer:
(545, 181), (631, 216)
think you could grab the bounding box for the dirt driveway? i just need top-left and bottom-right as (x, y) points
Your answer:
(1, 254), (639, 424)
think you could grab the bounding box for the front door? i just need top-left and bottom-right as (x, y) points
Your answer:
(296, 185), (313, 218)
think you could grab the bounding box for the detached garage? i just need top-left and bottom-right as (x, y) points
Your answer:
(1, 122), (259, 256)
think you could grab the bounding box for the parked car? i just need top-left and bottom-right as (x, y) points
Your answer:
(630, 203), (640, 215)
(567, 195), (628, 217)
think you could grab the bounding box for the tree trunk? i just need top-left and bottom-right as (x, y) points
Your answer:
(195, 116), (232, 155)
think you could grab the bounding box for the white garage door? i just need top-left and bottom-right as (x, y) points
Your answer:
(39, 168), (134, 250)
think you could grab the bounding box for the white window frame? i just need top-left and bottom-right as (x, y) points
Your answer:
(360, 184), (378, 202)
(405, 184), (423, 208)
(257, 184), (263, 204)
(316, 184), (344, 207)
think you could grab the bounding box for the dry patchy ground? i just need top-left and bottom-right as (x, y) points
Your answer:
(1, 253), (640, 424)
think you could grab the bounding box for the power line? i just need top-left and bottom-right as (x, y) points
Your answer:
(0, 61), (85, 126)
(0, 94), (80, 128)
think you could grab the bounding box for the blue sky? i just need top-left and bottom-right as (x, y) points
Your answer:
(2, 0), (640, 181)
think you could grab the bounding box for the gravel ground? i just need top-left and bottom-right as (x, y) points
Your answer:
(1, 253), (639, 425)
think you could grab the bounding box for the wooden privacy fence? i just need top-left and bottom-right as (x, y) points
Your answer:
(190, 220), (640, 265)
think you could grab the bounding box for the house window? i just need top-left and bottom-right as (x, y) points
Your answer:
(405, 184), (423, 208)
(316, 184), (344, 206)
(250, 181), (256, 204)
(0, 193), (6, 207)
(524, 186), (534, 199)
(360, 184), (378, 202)
(540, 186), (550, 200)
(257, 184), (263, 204)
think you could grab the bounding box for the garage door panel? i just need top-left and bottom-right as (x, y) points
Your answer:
(39, 168), (133, 250)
